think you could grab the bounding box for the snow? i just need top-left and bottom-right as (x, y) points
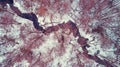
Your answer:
(13, 59), (30, 67)
(37, 13), (74, 27)
(48, 45), (73, 67)
(6, 24), (20, 38)
(0, 28), (6, 37)
(105, 28), (118, 41)
(0, 0), (119, 66)
(89, 19), (101, 29)
(61, 14), (74, 23)
(71, 0), (79, 10)
(13, 14), (32, 24)
(37, 16), (45, 25)
(0, 45), (13, 55)
(86, 44), (101, 56)
(32, 33), (58, 55)
(0, 55), (6, 63)
(78, 28), (93, 41)
(86, 38), (117, 61)
(14, 1), (26, 13)
(39, 34), (58, 53)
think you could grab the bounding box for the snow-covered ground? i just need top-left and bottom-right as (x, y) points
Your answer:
(0, 0), (120, 67)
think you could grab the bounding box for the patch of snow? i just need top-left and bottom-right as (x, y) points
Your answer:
(0, 43), (22, 55)
(14, 1), (27, 13)
(86, 44), (101, 56)
(0, 28), (6, 37)
(37, 16), (45, 25)
(0, 45), (14, 55)
(13, 59), (30, 67)
(13, 15), (32, 24)
(89, 19), (101, 29)
(105, 28), (119, 41)
(0, 55), (6, 63)
(6, 24), (20, 38)
(32, 33), (58, 55)
(87, 41), (117, 60)
(61, 14), (74, 23)
(78, 28), (94, 41)
(71, 0), (79, 10)
(48, 44), (73, 67)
